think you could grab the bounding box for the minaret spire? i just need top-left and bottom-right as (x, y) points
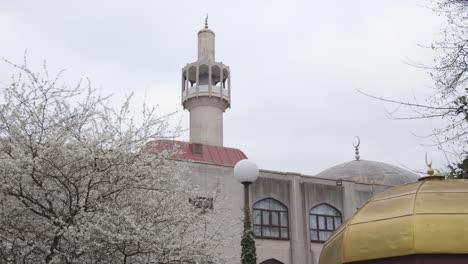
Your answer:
(181, 23), (231, 146)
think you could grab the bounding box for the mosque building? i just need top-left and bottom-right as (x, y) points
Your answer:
(148, 21), (423, 264)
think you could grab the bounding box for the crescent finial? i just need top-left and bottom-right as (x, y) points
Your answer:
(353, 136), (360, 148)
(425, 153), (434, 176)
(205, 14), (209, 29)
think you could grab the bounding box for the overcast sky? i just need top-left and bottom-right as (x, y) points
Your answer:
(0, 0), (450, 176)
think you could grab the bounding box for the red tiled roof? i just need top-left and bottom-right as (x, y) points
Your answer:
(146, 140), (247, 166)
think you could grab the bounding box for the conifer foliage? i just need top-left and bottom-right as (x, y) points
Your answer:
(240, 203), (257, 264)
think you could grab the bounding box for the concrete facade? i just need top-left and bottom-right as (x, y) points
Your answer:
(184, 97), (228, 146)
(184, 160), (396, 264)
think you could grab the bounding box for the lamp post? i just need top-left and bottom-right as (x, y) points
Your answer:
(234, 159), (259, 264)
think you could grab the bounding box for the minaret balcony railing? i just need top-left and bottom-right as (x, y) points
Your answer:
(182, 84), (229, 102)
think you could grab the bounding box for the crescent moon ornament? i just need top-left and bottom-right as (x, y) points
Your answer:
(425, 153), (434, 176)
(425, 153), (432, 167)
(353, 136), (361, 148)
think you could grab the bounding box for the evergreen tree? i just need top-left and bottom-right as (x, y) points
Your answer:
(241, 205), (257, 264)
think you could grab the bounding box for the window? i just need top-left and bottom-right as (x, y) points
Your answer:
(309, 204), (342, 242)
(253, 198), (289, 240)
(192, 143), (203, 156)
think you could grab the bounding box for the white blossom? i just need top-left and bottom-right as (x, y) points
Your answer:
(0, 59), (225, 264)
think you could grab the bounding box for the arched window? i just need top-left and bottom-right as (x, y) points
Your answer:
(260, 259), (284, 264)
(253, 198), (289, 240)
(211, 65), (221, 85)
(222, 68), (229, 89)
(309, 204), (342, 242)
(198, 64), (209, 85)
(188, 66), (197, 87)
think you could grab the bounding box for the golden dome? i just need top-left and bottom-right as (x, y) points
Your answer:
(319, 177), (468, 264)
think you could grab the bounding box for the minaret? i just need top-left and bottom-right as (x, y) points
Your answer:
(181, 18), (231, 146)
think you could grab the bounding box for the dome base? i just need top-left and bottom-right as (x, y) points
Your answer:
(348, 254), (468, 264)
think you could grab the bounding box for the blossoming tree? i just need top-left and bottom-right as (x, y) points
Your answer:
(0, 59), (223, 264)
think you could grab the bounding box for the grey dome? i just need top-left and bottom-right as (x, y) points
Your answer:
(316, 160), (420, 186)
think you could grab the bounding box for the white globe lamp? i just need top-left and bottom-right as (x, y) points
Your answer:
(234, 159), (259, 184)
(235, 159), (259, 262)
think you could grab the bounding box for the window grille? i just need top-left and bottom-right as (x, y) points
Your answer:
(309, 204), (342, 242)
(253, 198), (289, 240)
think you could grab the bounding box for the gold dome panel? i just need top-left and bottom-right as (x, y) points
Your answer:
(319, 178), (468, 264)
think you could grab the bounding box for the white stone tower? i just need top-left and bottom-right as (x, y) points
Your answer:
(181, 19), (231, 146)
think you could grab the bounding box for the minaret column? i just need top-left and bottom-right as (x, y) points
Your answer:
(181, 19), (231, 146)
(185, 97), (228, 146)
